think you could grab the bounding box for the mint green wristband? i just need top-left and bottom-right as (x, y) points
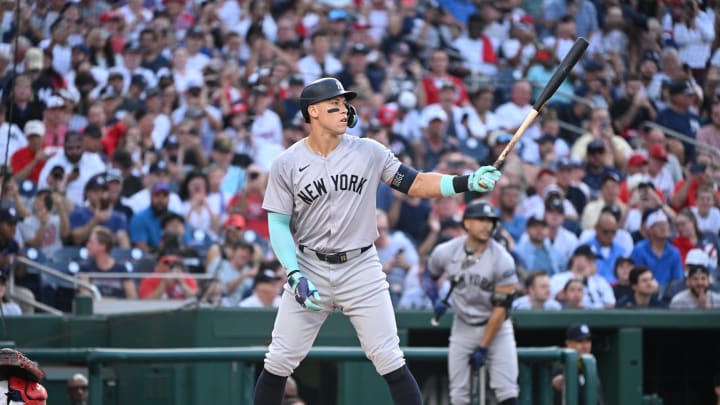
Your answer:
(440, 175), (457, 197)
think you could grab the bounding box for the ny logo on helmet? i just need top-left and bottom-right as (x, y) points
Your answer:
(335, 81), (343, 91)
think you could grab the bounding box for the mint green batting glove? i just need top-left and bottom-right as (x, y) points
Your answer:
(468, 166), (501, 193)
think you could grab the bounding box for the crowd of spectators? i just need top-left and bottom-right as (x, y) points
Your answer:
(1, 0), (720, 314)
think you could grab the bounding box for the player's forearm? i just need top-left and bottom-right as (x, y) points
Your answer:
(480, 307), (506, 348)
(267, 212), (300, 273)
(408, 172), (467, 199)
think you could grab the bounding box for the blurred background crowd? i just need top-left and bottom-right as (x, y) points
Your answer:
(1, 0), (720, 316)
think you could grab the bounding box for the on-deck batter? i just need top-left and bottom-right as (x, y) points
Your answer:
(425, 202), (520, 405)
(252, 77), (502, 405)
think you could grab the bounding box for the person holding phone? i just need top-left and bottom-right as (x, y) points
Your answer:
(138, 249), (199, 299)
(69, 173), (130, 247)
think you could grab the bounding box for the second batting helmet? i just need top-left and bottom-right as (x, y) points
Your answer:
(463, 201), (499, 222)
(299, 77), (357, 126)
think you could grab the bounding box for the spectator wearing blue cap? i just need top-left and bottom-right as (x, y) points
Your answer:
(656, 80), (701, 163)
(580, 139), (623, 197)
(514, 215), (566, 276)
(124, 160), (184, 214)
(69, 173), (130, 248)
(129, 182), (176, 253)
(552, 323), (606, 404)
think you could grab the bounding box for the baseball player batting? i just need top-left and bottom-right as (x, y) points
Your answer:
(424, 202), (520, 405)
(253, 77), (502, 405)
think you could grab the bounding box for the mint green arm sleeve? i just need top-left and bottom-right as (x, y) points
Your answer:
(268, 212), (299, 274)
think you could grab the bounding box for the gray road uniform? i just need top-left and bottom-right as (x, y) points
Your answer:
(261, 134), (407, 377)
(427, 236), (520, 404)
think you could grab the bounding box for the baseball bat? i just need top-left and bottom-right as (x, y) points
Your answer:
(478, 37), (588, 187)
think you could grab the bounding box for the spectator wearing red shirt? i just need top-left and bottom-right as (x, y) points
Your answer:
(671, 164), (712, 211)
(138, 250), (198, 299)
(228, 164), (268, 240)
(11, 120), (52, 184)
(421, 48), (469, 107)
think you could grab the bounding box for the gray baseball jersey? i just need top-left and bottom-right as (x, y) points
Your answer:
(428, 236), (520, 404)
(260, 134), (409, 380)
(263, 135), (400, 251)
(427, 236), (518, 324)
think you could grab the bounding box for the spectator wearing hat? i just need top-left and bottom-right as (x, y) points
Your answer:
(129, 182), (177, 253)
(579, 139), (622, 197)
(0, 207), (24, 291)
(38, 131), (105, 207)
(526, 48), (574, 106)
(495, 80), (542, 163)
(5, 74), (44, 131)
(552, 324), (606, 405)
(512, 270), (562, 310)
(124, 160), (184, 214)
(514, 215), (566, 276)
(19, 189), (69, 258)
(297, 30), (342, 85)
(69, 173), (129, 247)
(42, 94), (70, 148)
(158, 214), (204, 274)
(551, 244), (615, 309)
(670, 251), (720, 309)
(138, 248), (199, 299)
(545, 194), (579, 267)
(609, 72), (657, 135)
(415, 104), (452, 172)
(615, 266), (663, 308)
(645, 144), (674, 200)
(110, 149), (143, 199)
(11, 120), (51, 184)
(631, 208), (684, 290)
(184, 27), (211, 73)
(237, 267), (283, 308)
(554, 158), (587, 215)
(336, 43), (385, 93)
(618, 154), (649, 203)
(77, 225), (138, 299)
(580, 172), (624, 230)
(656, 80), (701, 163)
(117, 42), (157, 92)
(664, 247), (719, 303)
(81, 123), (105, 158)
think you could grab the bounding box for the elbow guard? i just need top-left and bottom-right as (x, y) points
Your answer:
(491, 290), (516, 309)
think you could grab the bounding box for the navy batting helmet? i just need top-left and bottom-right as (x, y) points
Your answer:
(299, 77), (357, 126)
(463, 201), (499, 222)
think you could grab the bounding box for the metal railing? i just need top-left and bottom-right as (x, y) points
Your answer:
(8, 256), (103, 315)
(20, 346), (597, 405)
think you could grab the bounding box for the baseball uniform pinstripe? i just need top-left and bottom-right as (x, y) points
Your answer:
(428, 237), (520, 404)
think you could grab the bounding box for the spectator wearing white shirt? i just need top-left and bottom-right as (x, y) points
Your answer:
(37, 131), (105, 208)
(673, 0), (715, 73)
(238, 269), (282, 308)
(297, 30), (342, 85)
(551, 244), (616, 309)
(494, 80), (541, 163)
(452, 13), (498, 77)
(170, 47), (204, 94)
(512, 271), (562, 310)
(691, 184), (720, 235)
(647, 144), (674, 201)
(184, 27), (212, 73)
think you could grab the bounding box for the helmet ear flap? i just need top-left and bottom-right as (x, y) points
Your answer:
(346, 102), (358, 128)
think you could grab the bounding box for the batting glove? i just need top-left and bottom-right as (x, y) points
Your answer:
(468, 166), (501, 193)
(433, 301), (448, 320)
(288, 270), (323, 311)
(469, 346), (488, 371)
